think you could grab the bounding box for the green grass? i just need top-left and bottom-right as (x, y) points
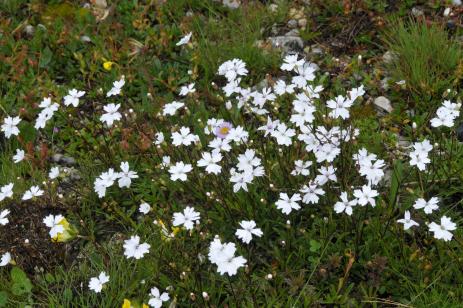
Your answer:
(2, 1), (463, 307)
(384, 18), (462, 102)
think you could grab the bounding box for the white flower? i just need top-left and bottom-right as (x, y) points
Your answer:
(123, 235), (150, 259)
(106, 77), (125, 97)
(235, 220), (263, 244)
(413, 197), (439, 214)
(171, 127), (198, 146)
(280, 54), (305, 72)
(290, 100), (316, 127)
(327, 95), (353, 119)
(160, 156), (171, 169)
(300, 182), (325, 204)
(88, 272), (110, 293)
(225, 126), (248, 143)
(173, 206), (200, 230)
(208, 238), (246, 276)
(43, 214), (65, 238)
(275, 193), (301, 215)
(353, 185), (378, 207)
(217, 59), (248, 82)
(428, 216), (456, 241)
(271, 123), (295, 146)
(13, 149), (25, 163)
(197, 151), (222, 175)
(0, 209), (10, 225)
(315, 166), (337, 185)
(22, 185), (44, 200)
(430, 100), (460, 128)
(258, 116), (280, 137)
(216, 254), (247, 276)
(63, 89), (85, 107)
(100, 103), (122, 127)
(334, 192), (357, 216)
(397, 211), (419, 230)
(359, 159), (385, 186)
(49, 166), (60, 180)
(117, 161), (138, 188)
(162, 101), (184, 116)
(292, 62), (317, 88)
(409, 151), (430, 171)
(1, 116), (21, 138)
(0, 252), (11, 267)
(179, 83), (196, 96)
(274, 80), (295, 95)
(168, 162), (192, 181)
(236, 149), (261, 172)
(154, 132), (165, 145)
(208, 137), (231, 152)
(139, 202), (151, 215)
(176, 32), (192, 46)
(94, 168), (119, 198)
(348, 85), (365, 101)
(35, 110), (54, 130)
(148, 287), (170, 308)
(0, 183), (14, 201)
(230, 171), (253, 193)
(291, 160), (312, 176)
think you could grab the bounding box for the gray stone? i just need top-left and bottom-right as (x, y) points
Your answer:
(380, 77), (391, 90)
(52, 153), (76, 165)
(52, 154), (63, 163)
(382, 51), (396, 64)
(374, 96), (393, 113)
(285, 29), (300, 37)
(287, 19), (298, 29)
(268, 36), (304, 54)
(24, 25), (35, 36)
(411, 7), (424, 17)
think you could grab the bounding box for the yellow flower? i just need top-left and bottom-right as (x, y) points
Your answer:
(52, 217), (77, 242)
(122, 299), (131, 308)
(103, 60), (115, 71)
(122, 299), (148, 308)
(157, 219), (180, 241)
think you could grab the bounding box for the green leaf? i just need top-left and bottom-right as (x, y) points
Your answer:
(0, 291), (8, 307)
(10, 268), (32, 295)
(11, 267), (27, 283)
(39, 46), (53, 68)
(389, 160), (403, 207)
(309, 240), (321, 252)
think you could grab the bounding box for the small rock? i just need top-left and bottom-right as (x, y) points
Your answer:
(271, 24), (279, 36)
(298, 18), (307, 28)
(52, 154), (63, 163)
(380, 77), (391, 90)
(24, 25), (35, 36)
(285, 29), (299, 37)
(382, 51), (396, 64)
(61, 156), (76, 165)
(80, 35), (92, 43)
(374, 96), (393, 113)
(411, 7), (424, 17)
(309, 44), (323, 55)
(287, 19), (298, 29)
(397, 135), (411, 149)
(268, 36), (304, 54)
(52, 153), (76, 165)
(269, 4), (278, 12)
